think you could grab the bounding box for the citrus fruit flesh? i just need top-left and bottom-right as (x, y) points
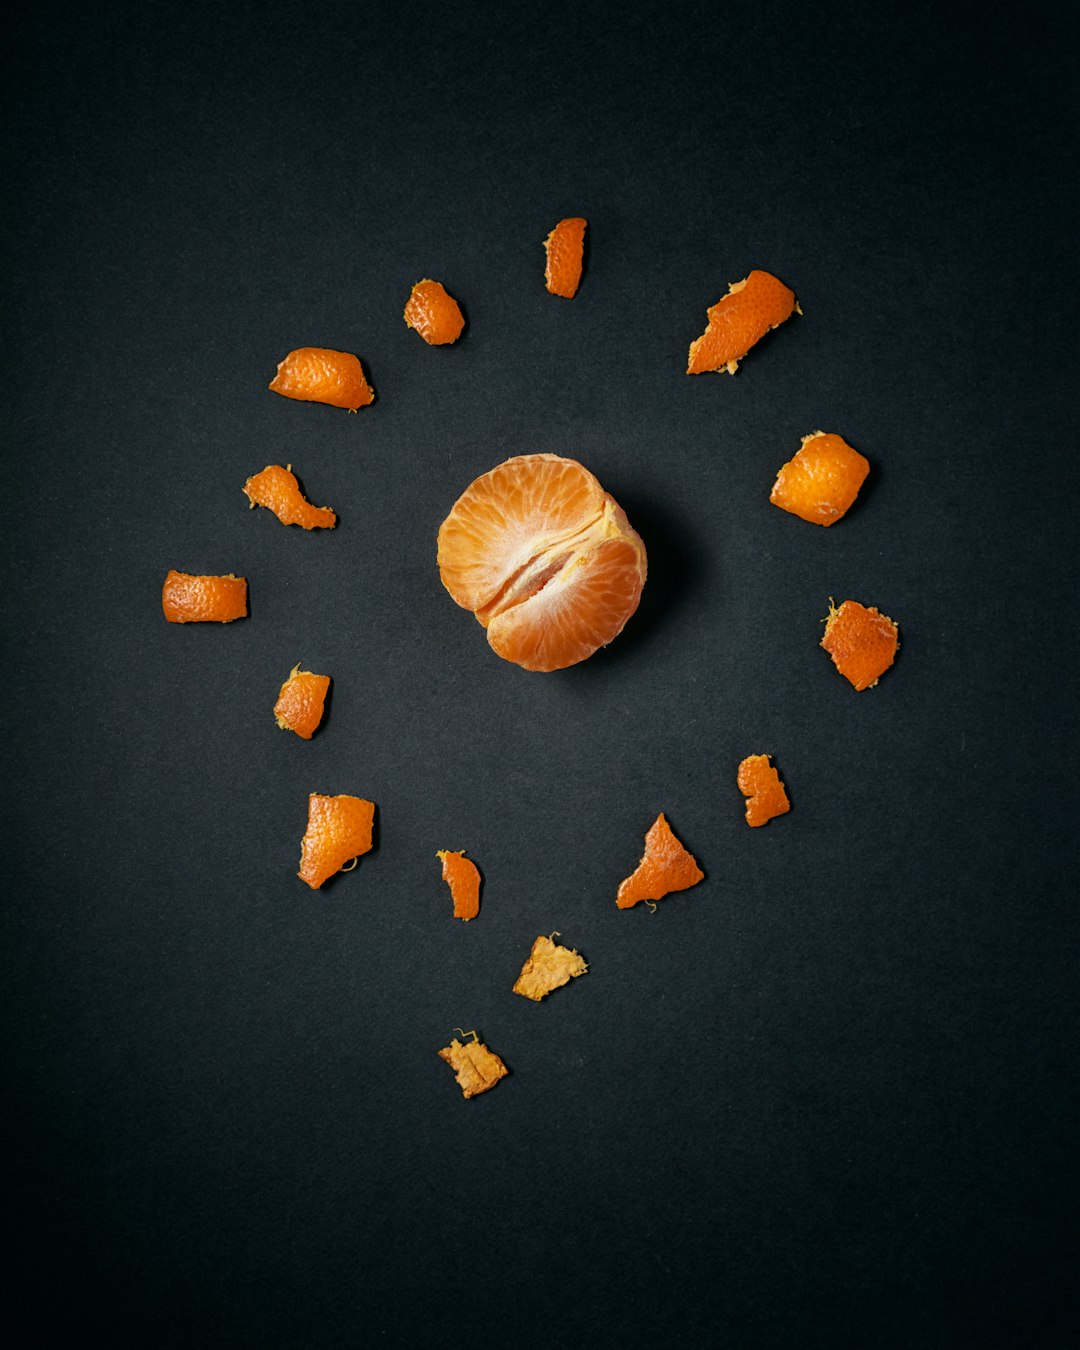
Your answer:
(244, 464), (337, 530)
(737, 755), (791, 827)
(437, 850), (481, 920)
(686, 270), (798, 375)
(438, 1033), (508, 1098)
(298, 793), (375, 889)
(404, 279), (465, 345)
(274, 666), (330, 739)
(821, 600), (899, 690)
(617, 812), (704, 909)
(770, 433), (869, 526)
(269, 348), (374, 410)
(544, 217), (587, 297)
(162, 570), (247, 623)
(512, 935), (588, 1001)
(437, 454), (647, 672)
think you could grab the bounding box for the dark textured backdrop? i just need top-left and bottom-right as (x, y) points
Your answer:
(6, 2), (1078, 1346)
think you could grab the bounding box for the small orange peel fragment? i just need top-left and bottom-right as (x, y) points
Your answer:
(162, 570), (247, 623)
(544, 217), (587, 298)
(404, 279), (466, 345)
(821, 599), (899, 691)
(617, 812), (704, 909)
(274, 665), (330, 740)
(298, 793), (375, 890)
(436, 850), (481, 921)
(269, 347), (374, 410)
(512, 934), (588, 1002)
(686, 270), (798, 375)
(770, 433), (869, 527)
(244, 464), (337, 530)
(438, 1030), (508, 1099)
(737, 755), (791, 828)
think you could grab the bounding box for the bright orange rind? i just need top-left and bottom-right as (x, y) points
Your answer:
(687, 270), (798, 375)
(544, 217), (587, 298)
(737, 755), (791, 827)
(298, 793), (375, 890)
(162, 570), (247, 623)
(404, 279), (465, 345)
(770, 433), (869, 526)
(437, 454), (647, 672)
(821, 599), (899, 691)
(617, 812), (704, 909)
(269, 347), (374, 410)
(437, 850), (481, 921)
(274, 666), (330, 740)
(244, 465), (336, 530)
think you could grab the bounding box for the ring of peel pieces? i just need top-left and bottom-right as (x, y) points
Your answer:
(821, 600), (899, 690)
(244, 465), (337, 530)
(737, 755), (791, 827)
(686, 270), (798, 375)
(274, 666), (330, 740)
(162, 571), (247, 623)
(617, 812), (704, 909)
(437, 454), (647, 672)
(769, 433), (869, 526)
(269, 348), (374, 410)
(298, 793), (375, 889)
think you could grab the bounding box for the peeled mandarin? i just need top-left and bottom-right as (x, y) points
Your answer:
(269, 348), (374, 410)
(770, 433), (869, 526)
(687, 270), (798, 375)
(437, 454), (646, 672)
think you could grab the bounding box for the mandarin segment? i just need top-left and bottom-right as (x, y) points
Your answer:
(512, 935), (588, 1002)
(269, 347), (374, 410)
(617, 813), (704, 909)
(274, 665), (330, 740)
(438, 1032), (508, 1099)
(544, 217), (587, 298)
(821, 599), (899, 690)
(770, 433), (869, 527)
(437, 454), (646, 672)
(298, 793), (375, 890)
(162, 570), (247, 623)
(244, 464), (337, 530)
(404, 279), (466, 345)
(437, 850), (481, 921)
(737, 755), (791, 827)
(686, 270), (798, 375)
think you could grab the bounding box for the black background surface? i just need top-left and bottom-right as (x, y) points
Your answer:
(5, 2), (1079, 1346)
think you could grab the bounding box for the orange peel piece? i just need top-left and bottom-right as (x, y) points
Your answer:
(438, 1031), (508, 1099)
(617, 812), (704, 909)
(274, 665), (330, 740)
(686, 270), (798, 375)
(404, 279), (465, 345)
(244, 464), (337, 530)
(770, 433), (869, 527)
(737, 755), (791, 827)
(512, 935), (588, 1002)
(162, 570), (247, 623)
(436, 850), (481, 921)
(544, 217), (587, 298)
(298, 793), (375, 890)
(821, 599), (899, 691)
(269, 347), (374, 410)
